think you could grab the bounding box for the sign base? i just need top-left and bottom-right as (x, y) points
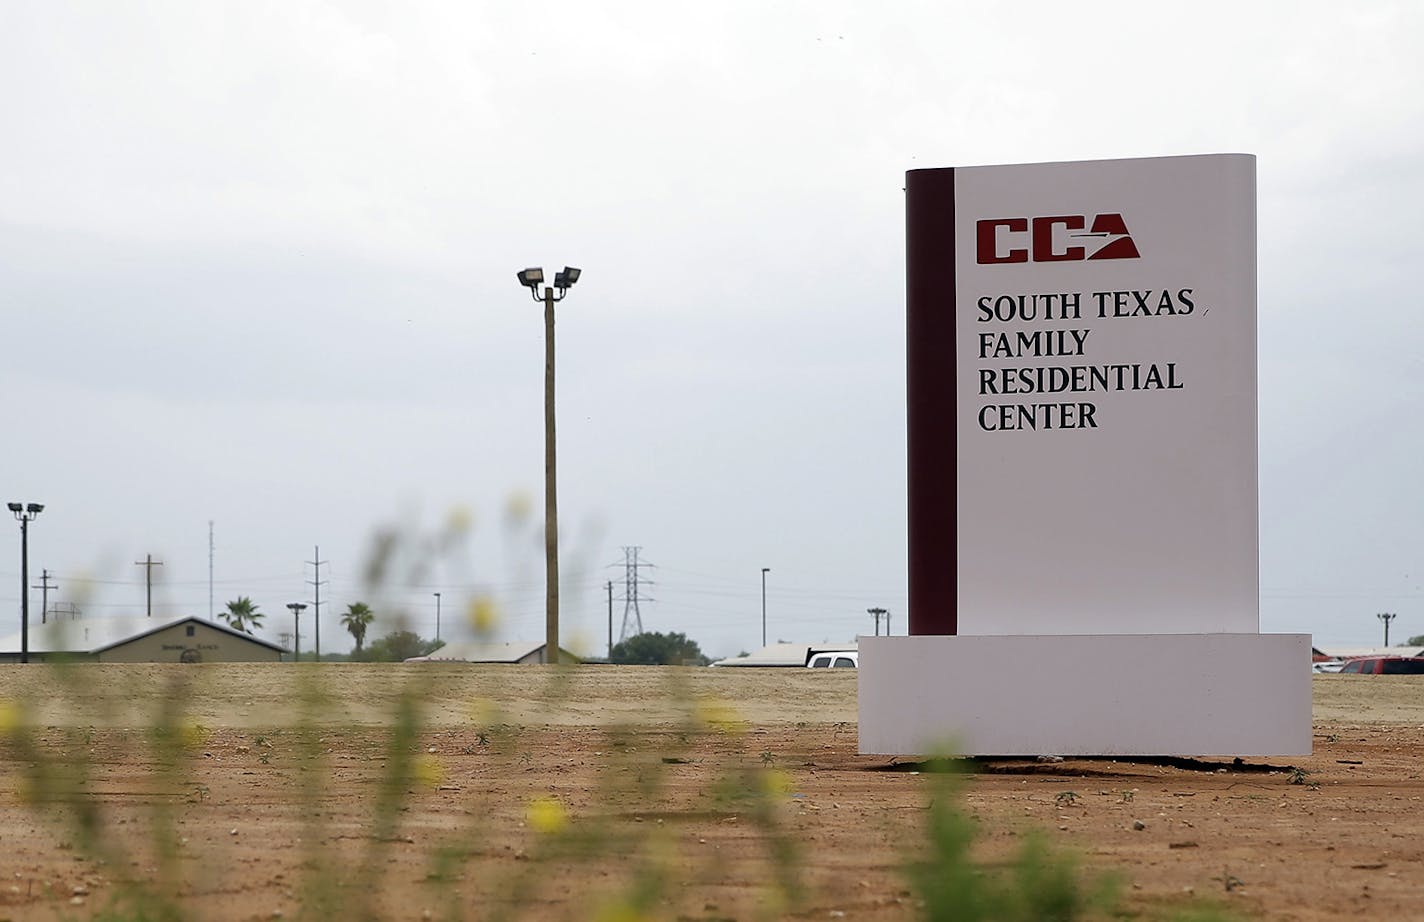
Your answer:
(858, 633), (1311, 757)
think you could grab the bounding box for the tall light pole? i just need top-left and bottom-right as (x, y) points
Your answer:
(517, 265), (582, 664)
(8, 503), (43, 664)
(1378, 611), (1397, 647)
(433, 591), (442, 642)
(287, 602), (307, 662)
(761, 567), (770, 648)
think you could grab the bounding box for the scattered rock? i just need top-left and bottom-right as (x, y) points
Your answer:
(1132, 821), (1146, 831)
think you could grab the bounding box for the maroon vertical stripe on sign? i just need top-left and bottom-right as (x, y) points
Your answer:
(906, 168), (957, 635)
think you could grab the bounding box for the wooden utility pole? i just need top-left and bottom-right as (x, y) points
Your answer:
(135, 554), (163, 617)
(1378, 612), (1397, 647)
(33, 569), (57, 624)
(307, 546), (327, 661)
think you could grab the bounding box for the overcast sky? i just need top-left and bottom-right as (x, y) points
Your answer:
(2, 1), (1422, 658)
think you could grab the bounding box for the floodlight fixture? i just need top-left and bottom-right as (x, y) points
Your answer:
(6, 503), (20, 514)
(517, 267), (544, 289)
(554, 266), (581, 290)
(26, 503), (43, 514)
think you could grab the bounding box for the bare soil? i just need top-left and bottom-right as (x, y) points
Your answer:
(0, 665), (1419, 921)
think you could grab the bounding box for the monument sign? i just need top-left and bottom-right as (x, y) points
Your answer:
(862, 154), (1311, 757)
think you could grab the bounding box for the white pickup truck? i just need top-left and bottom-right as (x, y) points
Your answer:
(806, 650), (858, 669)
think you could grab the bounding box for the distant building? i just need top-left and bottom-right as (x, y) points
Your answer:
(0, 615), (285, 664)
(403, 640), (578, 665)
(710, 641), (858, 668)
(1316, 645), (1424, 661)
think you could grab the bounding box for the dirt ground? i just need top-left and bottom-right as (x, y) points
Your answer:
(0, 665), (1420, 921)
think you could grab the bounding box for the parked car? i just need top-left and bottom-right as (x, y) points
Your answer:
(807, 651), (858, 669)
(1337, 656), (1424, 675)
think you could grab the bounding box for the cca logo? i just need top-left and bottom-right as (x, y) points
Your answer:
(976, 214), (1140, 264)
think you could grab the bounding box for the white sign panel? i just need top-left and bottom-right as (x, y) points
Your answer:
(949, 154), (1257, 635)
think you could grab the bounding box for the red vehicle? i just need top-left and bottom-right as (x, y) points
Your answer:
(1338, 656), (1424, 675)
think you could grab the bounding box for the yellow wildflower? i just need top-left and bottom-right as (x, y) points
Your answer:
(413, 754), (445, 788)
(526, 795), (567, 834)
(468, 596), (499, 634)
(694, 697), (747, 734)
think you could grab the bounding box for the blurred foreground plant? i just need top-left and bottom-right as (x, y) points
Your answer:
(0, 513), (1245, 922)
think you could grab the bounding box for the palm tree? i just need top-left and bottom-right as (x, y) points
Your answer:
(341, 602), (375, 653)
(223, 596), (264, 635)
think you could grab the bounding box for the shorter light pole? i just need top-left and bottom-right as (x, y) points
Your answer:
(8, 503), (44, 664)
(761, 567), (770, 648)
(867, 606), (887, 636)
(287, 602), (307, 662)
(433, 592), (442, 642)
(1378, 612), (1397, 647)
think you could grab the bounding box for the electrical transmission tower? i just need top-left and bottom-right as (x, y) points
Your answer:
(616, 546), (654, 643)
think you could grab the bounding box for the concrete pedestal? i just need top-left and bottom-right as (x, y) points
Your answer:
(858, 633), (1311, 757)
